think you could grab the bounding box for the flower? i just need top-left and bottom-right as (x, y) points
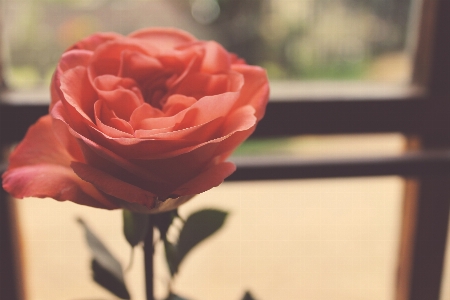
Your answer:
(2, 28), (269, 213)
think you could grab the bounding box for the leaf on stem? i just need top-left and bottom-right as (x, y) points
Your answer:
(241, 291), (257, 300)
(164, 239), (178, 276)
(153, 209), (179, 240)
(77, 218), (131, 299)
(91, 259), (131, 299)
(174, 209), (228, 274)
(123, 210), (149, 247)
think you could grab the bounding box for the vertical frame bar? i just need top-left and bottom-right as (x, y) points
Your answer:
(396, 0), (450, 299)
(0, 190), (25, 300)
(0, 4), (24, 299)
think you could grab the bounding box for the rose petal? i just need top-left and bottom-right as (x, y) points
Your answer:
(88, 39), (159, 79)
(129, 103), (165, 129)
(208, 105), (258, 161)
(60, 66), (97, 123)
(172, 162), (236, 196)
(200, 41), (231, 74)
(175, 90), (241, 129)
(231, 64), (270, 120)
(59, 50), (92, 72)
(173, 73), (232, 99)
(94, 100), (134, 138)
(79, 89), (242, 160)
(68, 32), (123, 51)
(71, 162), (157, 209)
(54, 109), (176, 199)
(92, 75), (143, 120)
(2, 165), (118, 209)
(162, 94), (197, 116)
(164, 53), (202, 89)
(135, 115), (223, 140)
(130, 141), (221, 194)
(118, 50), (164, 81)
(2, 115), (116, 209)
(129, 27), (196, 51)
(8, 115), (73, 168)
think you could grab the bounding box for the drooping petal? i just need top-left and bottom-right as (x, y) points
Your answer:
(2, 115), (117, 209)
(3, 165), (118, 209)
(7, 115), (73, 168)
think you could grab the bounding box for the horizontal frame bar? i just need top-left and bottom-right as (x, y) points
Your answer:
(228, 150), (450, 181)
(252, 98), (424, 137)
(0, 89), (425, 144)
(1, 150), (450, 182)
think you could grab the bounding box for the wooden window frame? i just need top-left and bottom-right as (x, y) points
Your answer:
(1, 0), (450, 299)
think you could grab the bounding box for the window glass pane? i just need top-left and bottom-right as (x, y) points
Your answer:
(15, 178), (404, 300)
(440, 220), (450, 299)
(235, 133), (406, 158)
(3, 0), (421, 89)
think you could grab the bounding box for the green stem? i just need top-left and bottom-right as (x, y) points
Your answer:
(144, 216), (154, 300)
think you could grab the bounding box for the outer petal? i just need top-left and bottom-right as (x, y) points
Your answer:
(52, 102), (174, 196)
(231, 64), (270, 120)
(59, 66), (98, 124)
(7, 115), (73, 168)
(2, 165), (117, 209)
(129, 27), (197, 51)
(2, 115), (117, 209)
(171, 162), (236, 196)
(67, 32), (123, 51)
(51, 50), (93, 110)
(71, 162), (157, 209)
(200, 41), (231, 74)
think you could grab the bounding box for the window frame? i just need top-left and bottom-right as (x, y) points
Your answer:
(1, 0), (450, 299)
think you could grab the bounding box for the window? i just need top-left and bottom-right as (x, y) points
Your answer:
(2, 0), (450, 299)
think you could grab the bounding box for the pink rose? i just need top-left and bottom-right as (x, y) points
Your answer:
(2, 28), (269, 213)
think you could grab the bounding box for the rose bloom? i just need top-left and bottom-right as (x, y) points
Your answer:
(2, 28), (269, 213)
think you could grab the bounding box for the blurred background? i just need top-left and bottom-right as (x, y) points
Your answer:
(3, 1), (441, 300)
(2, 0), (416, 89)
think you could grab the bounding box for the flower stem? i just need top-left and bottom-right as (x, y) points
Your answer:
(144, 215), (154, 300)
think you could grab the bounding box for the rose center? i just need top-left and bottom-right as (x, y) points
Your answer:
(139, 74), (173, 109)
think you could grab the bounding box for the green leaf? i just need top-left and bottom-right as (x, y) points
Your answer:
(77, 218), (130, 299)
(123, 210), (149, 247)
(153, 209), (179, 240)
(242, 291), (257, 300)
(175, 209), (228, 273)
(91, 259), (131, 299)
(164, 239), (177, 276)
